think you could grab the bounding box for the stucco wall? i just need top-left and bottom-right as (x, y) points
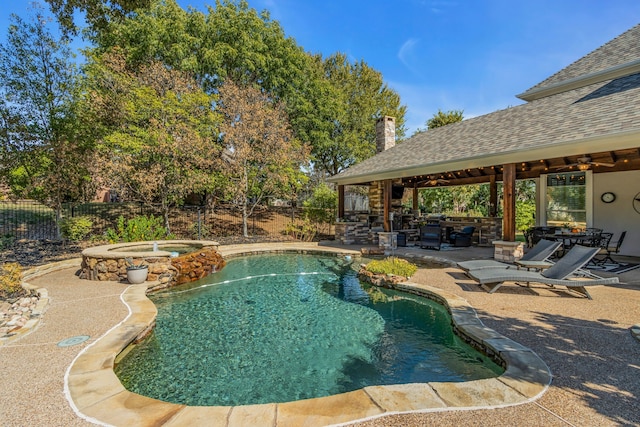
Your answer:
(592, 170), (640, 257)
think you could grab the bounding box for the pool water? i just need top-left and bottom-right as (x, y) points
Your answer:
(110, 245), (198, 254)
(115, 254), (503, 406)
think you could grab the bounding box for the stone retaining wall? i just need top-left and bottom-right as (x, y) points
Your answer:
(80, 240), (223, 287)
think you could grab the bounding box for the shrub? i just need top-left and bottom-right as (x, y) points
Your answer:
(0, 233), (14, 250)
(516, 200), (536, 232)
(365, 257), (418, 278)
(0, 262), (24, 299)
(284, 220), (317, 242)
(105, 215), (174, 243)
(188, 221), (213, 240)
(303, 183), (337, 234)
(60, 216), (93, 241)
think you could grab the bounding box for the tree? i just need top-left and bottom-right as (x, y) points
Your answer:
(304, 53), (406, 176)
(426, 109), (464, 129)
(0, 10), (93, 237)
(218, 80), (309, 237)
(85, 49), (221, 232)
(90, 0), (406, 178)
(44, 0), (152, 37)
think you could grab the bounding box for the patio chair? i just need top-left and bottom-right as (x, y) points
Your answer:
(466, 245), (619, 299)
(457, 239), (561, 273)
(419, 224), (442, 250)
(527, 226), (557, 247)
(449, 226), (475, 247)
(594, 231), (626, 265)
(576, 228), (603, 247)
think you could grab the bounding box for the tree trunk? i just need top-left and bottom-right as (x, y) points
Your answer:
(242, 168), (249, 238)
(54, 203), (62, 240)
(162, 201), (171, 235)
(242, 201), (249, 238)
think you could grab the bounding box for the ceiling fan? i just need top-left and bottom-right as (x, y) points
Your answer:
(419, 176), (449, 186)
(555, 156), (615, 171)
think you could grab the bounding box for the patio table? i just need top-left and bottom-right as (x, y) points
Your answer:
(543, 232), (599, 257)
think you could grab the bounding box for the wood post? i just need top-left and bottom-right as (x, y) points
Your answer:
(413, 187), (419, 211)
(489, 175), (497, 217)
(502, 163), (516, 241)
(337, 185), (345, 220)
(383, 179), (392, 232)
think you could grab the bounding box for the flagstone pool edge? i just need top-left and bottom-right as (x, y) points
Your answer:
(65, 244), (551, 427)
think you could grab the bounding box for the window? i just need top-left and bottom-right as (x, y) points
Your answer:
(545, 172), (586, 227)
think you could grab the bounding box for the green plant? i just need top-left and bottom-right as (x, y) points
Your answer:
(302, 183), (337, 235)
(515, 200), (536, 232)
(284, 219), (317, 242)
(125, 257), (148, 270)
(188, 221), (213, 240)
(0, 262), (25, 299)
(365, 257), (418, 278)
(0, 233), (15, 250)
(105, 215), (174, 243)
(59, 216), (93, 241)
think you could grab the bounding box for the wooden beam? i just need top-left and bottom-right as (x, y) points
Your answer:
(412, 186), (419, 211)
(383, 179), (392, 232)
(337, 185), (345, 220)
(489, 175), (497, 217)
(502, 163), (516, 241)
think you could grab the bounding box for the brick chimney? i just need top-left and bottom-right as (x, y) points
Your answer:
(375, 116), (395, 153)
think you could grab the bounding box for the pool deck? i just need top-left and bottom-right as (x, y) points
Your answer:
(1, 241), (639, 426)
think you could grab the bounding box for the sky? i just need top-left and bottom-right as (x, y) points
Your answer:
(2, 1), (640, 135)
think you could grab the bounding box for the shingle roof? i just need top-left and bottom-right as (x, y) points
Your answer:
(328, 72), (640, 185)
(522, 24), (640, 94)
(328, 24), (640, 186)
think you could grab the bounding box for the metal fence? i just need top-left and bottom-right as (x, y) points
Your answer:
(0, 199), (335, 241)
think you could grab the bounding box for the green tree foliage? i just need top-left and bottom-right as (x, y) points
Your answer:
(45, 0), (152, 37)
(85, 49), (221, 232)
(91, 0), (406, 178)
(426, 109), (464, 129)
(516, 200), (536, 232)
(308, 53), (407, 176)
(0, 10), (94, 237)
(303, 182), (337, 234)
(218, 79), (310, 237)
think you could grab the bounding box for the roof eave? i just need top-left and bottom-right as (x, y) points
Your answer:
(517, 59), (640, 102)
(327, 129), (640, 186)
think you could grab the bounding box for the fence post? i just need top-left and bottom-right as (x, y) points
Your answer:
(197, 207), (202, 240)
(71, 205), (75, 218)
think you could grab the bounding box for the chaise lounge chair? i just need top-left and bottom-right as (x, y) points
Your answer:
(466, 245), (619, 299)
(457, 239), (562, 273)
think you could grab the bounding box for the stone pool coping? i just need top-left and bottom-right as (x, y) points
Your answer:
(66, 244), (551, 427)
(81, 239), (220, 259)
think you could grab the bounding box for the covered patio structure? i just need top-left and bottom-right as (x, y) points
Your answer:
(328, 23), (640, 258)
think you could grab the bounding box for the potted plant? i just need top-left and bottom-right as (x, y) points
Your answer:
(125, 258), (148, 284)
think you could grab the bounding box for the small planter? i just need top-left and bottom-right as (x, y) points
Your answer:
(126, 266), (148, 284)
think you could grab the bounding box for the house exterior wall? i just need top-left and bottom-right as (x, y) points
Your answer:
(593, 170), (640, 256)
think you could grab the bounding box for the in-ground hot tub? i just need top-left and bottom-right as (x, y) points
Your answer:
(80, 240), (224, 286)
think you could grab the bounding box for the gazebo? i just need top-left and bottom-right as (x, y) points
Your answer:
(328, 24), (640, 258)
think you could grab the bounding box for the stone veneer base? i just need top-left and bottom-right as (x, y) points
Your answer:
(66, 243), (551, 427)
(492, 240), (525, 263)
(80, 240), (221, 284)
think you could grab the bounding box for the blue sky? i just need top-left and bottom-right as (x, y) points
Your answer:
(2, 1), (639, 134)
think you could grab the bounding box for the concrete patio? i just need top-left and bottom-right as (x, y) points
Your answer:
(0, 241), (638, 426)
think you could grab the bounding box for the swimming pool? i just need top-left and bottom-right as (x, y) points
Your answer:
(115, 254), (503, 406)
